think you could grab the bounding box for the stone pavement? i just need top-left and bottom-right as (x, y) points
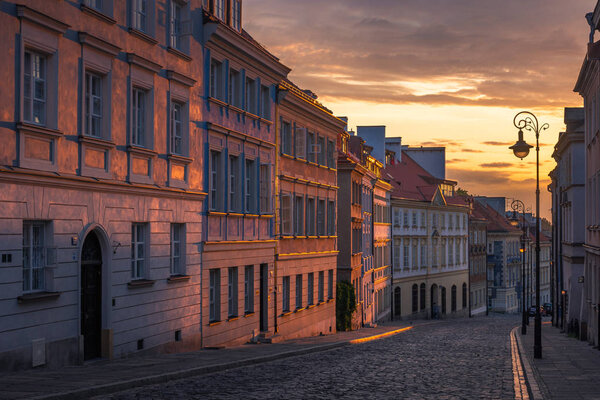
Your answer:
(0, 321), (418, 400)
(518, 319), (600, 400)
(93, 315), (519, 400)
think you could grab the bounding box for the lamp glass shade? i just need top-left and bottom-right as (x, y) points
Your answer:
(509, 130), (533, 159)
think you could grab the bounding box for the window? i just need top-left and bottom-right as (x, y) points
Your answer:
(210, 150), (223, 211)
(22, 221), (46, 292)
(259, 164), (271, 213)
(228, 267), (238, 317)
(328, 269), (334, 299)
(210, 59), (224, 100)
(260, 85), (270, 120)
(295, 274), (303, 309)
(462, 283), (467, 309)
(421, 212), (425, 227)
(294, 126), (306, 159)
(403, 210), (409, 227)
(420, 283), (426, 310)
(327, 200), (335, 236)
(245, 77), (257, 114)
(412, 284), (418, 312)
(209, 269), (220, 321)
(170, 101), (184, 155)
(244, 265), (254, 313)
(451, 285), (457, 312)
(132, 87), (148, 147)
(231, 0), (241, 30)
(327, 139), (335, 168)
(307, 131), (316, 163)
(307, 272), (314, 305)
(23, 51), (46, 125)
(282, 276), (290, 312)
(403, 244), (409, 267)
(215, 0), (225, 21)
(245, 159), (256, 213)
(306, 197), (315, 236)
(169, 1), (182, 49)
(84, 72), (103, 137)
(281, 193), (292, 235)
(420, 245), (426, 267)
(229, 69), (242, 108)
(229, 155), (241, 212)
(131, 223), (146, 280)
(170, 223), (184, 275)
(282, 121), (292, 155)
(317, 199), (325, 236)
(412, 212), (417, 227)
(318, 271), (324, 303)
(132, 0), (149, 33)
(317, 136), (326, 165)
(412, 244), (417, 268)
(294, 195), (304, 236)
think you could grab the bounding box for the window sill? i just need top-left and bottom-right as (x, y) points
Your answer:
(244, 312), (255, 318)
(316, 301), (326, 306)
(227, 316), (239, 322)
(127, 145), (158, 158)
(128, 27), (158, 45)
(17, 291), (60, 304)
(307, 304), (316, 309)
(327, 298), (334, 303)
(17, 122), (63, 138)
(127, 279), (155, 288)
(167, 274), (190, 283)
(281, 311), (293, 317)
(260, 214), (274, 219)
(294, 307), (305, 313)
(167, 46), (192, 62)
(168, 153), (193, 164)
(208, 321), (221, 327)
(80, 4), (117, 25)
(79, 134), (115, 149)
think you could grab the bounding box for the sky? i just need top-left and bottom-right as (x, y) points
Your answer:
(244, 0), (594, 219)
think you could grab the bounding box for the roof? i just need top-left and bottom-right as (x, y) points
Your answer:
(384, 151), (467, 206)
(474, 201), (521, 234)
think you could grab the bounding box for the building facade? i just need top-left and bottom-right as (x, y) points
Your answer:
(574, 9), (600, 344)
(550, 107), (585, 332)
(388, 152), (470, 320)
(469, 201), (488, 316)
(275, 80), (344, 339)
(373, 179), (392, 323)
(0, 0), (205, 369)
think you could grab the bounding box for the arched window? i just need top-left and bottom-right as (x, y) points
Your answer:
(451, 285), (457, 312)
(420, 283), (426, 310)
(394, 287), (401, 316)
(462, 283), (467, 309)
(412, 284), (418, 312)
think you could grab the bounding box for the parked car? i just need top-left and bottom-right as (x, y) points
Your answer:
(528, 306), (537, 317)
(542, 303), (553, 315)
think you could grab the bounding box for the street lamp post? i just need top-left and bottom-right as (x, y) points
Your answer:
(509, 111), (548, 359)
(511, 199), (527, 335)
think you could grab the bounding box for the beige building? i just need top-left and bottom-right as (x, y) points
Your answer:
(387, 152), (469, 320)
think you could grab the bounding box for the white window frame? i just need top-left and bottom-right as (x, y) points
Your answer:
(132, 0), (151, 34)
(259, 164), (271, 213)
(210, 150), (223, 211)
(131, 223), (147, 280)
(245, 158), (256, 213)
(281, 192), (292, 235)
(210, 59), (224, 100)
(170, 223), (184, 275)
(231, 0), (241, 31)
(229, 154), (240, 212)
(23, 50), (47, 126)
(215, 0), (225, 21)
(22, 221), (47, 292)
(131, 87), (147, 147)
(85, 71), (103, 137)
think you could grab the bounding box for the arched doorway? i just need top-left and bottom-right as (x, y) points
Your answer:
(430, 284), (438, 319)
(81, 231), (102, 360)
(441, 286), (447, 315)
(394, 287), (401, 317)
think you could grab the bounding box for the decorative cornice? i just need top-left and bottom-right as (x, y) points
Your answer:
(78, 32), (120, 57)
(17, 5), (70, 34)
(166, 70), (196, 87)
(127, 53), (162, 74)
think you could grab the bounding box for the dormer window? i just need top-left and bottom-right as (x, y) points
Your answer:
(232, 0), (241, 31)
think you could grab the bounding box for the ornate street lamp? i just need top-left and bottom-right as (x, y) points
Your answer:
(511, 199), (527, 335)
(509, 111), (548, 359)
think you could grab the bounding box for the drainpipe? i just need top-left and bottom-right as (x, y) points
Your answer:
(273, 86), (285, 335)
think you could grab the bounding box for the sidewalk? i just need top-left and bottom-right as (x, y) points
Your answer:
(0, 321), (420, 400)
(517, 320), (600, 400)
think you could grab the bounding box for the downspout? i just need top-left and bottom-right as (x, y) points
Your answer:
(273, 86), (283, 334)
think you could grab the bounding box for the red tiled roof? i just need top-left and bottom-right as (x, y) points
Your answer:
(474, 201), (521, 233)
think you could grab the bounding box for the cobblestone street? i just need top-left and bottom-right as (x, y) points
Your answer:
(96, 315), (518, 400)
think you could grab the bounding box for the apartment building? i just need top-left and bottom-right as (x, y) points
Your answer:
(469, 200), (488, 316)
(0, 0), (204, 369)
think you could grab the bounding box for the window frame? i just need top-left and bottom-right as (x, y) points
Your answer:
(280, 192), (292, 235)
(170, 223), (185, 276)
(244, 265), (254, 313)
(22, 221), (48, 293)
(209, 150), (224, 211)
(131, 223), (147, 280)
(282, 276), (290, 312)
(307, 272), (314, 306)
(295, 274), (303, 309)
(209, 268), (221, 322)
(228, 267), (238, 317)
(23, 50), (47, 126)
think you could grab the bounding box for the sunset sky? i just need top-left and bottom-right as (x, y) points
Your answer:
(245, 0), (593, 219)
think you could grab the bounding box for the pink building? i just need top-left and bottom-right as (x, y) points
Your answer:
(275, 81), (344, 338)
(0, 1), (204, 369)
